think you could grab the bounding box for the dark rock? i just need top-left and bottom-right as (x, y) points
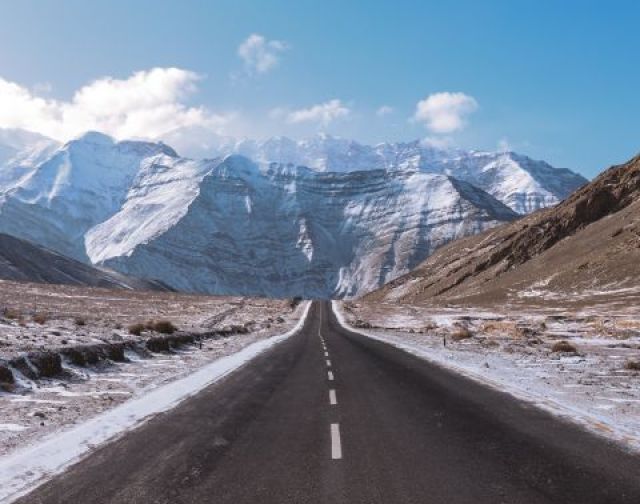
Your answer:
(0, 361), (14, 384)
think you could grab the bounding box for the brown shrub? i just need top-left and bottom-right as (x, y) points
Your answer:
(128, 323), (145, 336)
(551, 340), (577, 353)
(4, 308), (20, 320)
(32, 313), (48, 325)
(451, 327), (473, 341)
(624, 360), (640, 371)
(74, 317), (87, 326)
(152, 320), (177, 334)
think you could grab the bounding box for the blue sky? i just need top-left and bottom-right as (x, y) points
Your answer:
(1, 0), (639, 177)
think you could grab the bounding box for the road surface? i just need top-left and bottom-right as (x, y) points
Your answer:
(18, 301), (640, 503)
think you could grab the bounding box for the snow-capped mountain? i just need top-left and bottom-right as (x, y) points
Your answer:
(87, 156), (516, 297)
(0, 132), (176, 261)
(0, 130), (584, 297)
(205, 134), (587, 214)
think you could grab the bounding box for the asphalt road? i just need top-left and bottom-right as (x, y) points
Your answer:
(18, 301), (640, 503)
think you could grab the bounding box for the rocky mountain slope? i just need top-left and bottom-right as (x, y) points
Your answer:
(90, 156), (517, 297)
(0, 130), (586, 298)
(0, 233), (166, 290)
(365, 153), (640, 308)
(207, 134), (587, 214)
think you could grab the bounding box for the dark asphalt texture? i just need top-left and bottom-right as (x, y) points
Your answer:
(17, 301), (640, 503)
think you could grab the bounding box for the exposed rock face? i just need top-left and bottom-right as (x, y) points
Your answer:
(365, 154), (640, 307)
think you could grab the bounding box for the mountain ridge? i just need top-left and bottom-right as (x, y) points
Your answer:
(363, 152), (640, 307)
(0, 129), (587, 297)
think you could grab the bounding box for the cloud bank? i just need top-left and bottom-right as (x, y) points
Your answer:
(0, 68), (231, 142)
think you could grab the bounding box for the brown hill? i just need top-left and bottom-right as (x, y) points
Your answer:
(364, 153), (640, 309)
(0, 233), (169, 291)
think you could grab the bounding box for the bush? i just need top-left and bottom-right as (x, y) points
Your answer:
(74, 317), (86, 326)
(289, 296), (303, 309)
(128, 323), (145, 336)
(32, 313), (48, 325)
(152, 320), (177, 334)
(624, 360), (640, 371)
(451, 327), (473, 341)
(3, 308), (20, 320)
(551, 340), (577, 353)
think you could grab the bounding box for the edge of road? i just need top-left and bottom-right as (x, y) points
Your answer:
(0, 301), (312, 504)
(330, 300), (640, 455)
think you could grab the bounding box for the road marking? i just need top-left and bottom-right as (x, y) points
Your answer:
(328, 370), (334, 381)
(324, 351), (329, 357)
(326, 359), (331, 367)
(331, 423), (342, 459)
(329, 389), (337, 405)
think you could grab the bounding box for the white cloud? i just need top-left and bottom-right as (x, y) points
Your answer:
(0, 68), (231, 142)
(376, 105), (394, 117)
(285, 99), (351, 126)
(237, 33), (288, 75)
(412, 92), (478, 134)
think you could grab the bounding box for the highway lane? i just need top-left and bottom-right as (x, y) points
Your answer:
(17, 301), (640, 503)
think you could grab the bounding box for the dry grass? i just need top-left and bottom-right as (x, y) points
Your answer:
(624, 360), (640, 371)
(32, 313), (48, 325)
(151, 320), (177, 334)
(451, 327), (473, 341)
(128, 323), (145, 336)
(551, 340), (577, 353)
(482, 320), (517, 334)
(3, 308), (21, 320)
(133, 320), (177, 335)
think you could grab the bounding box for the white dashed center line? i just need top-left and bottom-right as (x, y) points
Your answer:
(324, 351), (329, 357)
(331, 423), (342, 459)
(328, 371), (334, 381)
(326, 359), (331, 367)
(329, 389), (337, 405)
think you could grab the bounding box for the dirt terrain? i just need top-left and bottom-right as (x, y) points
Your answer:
(364, 153), (640, 308)
(0, 280), (301, 457)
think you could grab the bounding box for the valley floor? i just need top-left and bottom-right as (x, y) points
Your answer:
(337, 300), (640, 452)
(0, 280), (302, 458)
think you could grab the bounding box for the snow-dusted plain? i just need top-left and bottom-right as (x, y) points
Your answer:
(0, 129), (586, 298)
(334, 301), (640, 453)
(0, 280), (305, 461)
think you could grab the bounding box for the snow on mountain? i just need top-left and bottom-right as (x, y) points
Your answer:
(88, 156), (516, 298)
(0, 128), (60, 187)
(0, 132), (177, 260)
(0, 130), (582, 297)
(207, 135), (587, 214)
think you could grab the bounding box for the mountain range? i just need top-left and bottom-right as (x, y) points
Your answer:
(364, 153), (640, 307)
(0, 128), (587, 297)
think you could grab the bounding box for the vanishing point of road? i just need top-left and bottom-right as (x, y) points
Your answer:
(18, 301), (640, 503)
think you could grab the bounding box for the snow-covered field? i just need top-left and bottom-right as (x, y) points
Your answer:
(0, 281), (304, 459)
(335, 301), (640, 452)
